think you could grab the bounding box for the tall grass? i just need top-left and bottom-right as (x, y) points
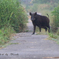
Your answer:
(0, 26), (15, 45)
(0, 0), (28, 45)
(0, 0), (28, 32)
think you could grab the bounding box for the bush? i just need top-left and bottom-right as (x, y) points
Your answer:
(48, 33), (58, 39)
(0, 0), (28, 32)
(0, 26), (15, 45)
(51, 6), (59, 32)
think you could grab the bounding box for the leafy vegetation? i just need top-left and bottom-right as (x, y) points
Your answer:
(0, 0), (28, 45)
(49, 5), (59, 43)
(48, 32), (59, 44)
(0, 0), (28, 32)
(52, 6), (59, 28)
(0, 25), (15, 45)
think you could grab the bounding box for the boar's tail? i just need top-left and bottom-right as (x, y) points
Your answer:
(46, 14), (49, 18)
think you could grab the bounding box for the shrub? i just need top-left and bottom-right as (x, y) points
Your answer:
(52, 7), (59, 27)
(0, 26), (15, 45)
(48, 33), (58, 39)
(0, 0), (28, 32)
(51, 6), (59, 32)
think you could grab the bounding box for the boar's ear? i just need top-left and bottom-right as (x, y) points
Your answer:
(35, 12), (37, 15)
(29, 12), (32, 15)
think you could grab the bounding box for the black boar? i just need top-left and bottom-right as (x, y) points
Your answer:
(29, 12), (50, 34)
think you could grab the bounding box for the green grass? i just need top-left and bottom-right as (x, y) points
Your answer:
(0, 0), (28, 48)
(48, 32), (59, 44)
(48, 33), (58, 39)
(0, 26), (15, 45)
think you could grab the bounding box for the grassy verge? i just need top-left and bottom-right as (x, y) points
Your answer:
(0, 0), (28, 48)
(48, 30), (59, 44)
(0, 25), (15, 47)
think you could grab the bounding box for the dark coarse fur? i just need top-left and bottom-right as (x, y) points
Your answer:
(29, 12), (50, 34)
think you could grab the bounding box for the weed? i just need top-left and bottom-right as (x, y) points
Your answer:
(48, 33), (58, 39)
(0, 26), (15, 45)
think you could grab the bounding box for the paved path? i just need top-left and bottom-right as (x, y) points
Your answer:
(0, 19), (59, 59)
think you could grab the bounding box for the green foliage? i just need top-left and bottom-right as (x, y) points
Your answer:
(0, 26), (15, 45)
(52, 6), (59, 27)
(0, 0), (28, 45)
(51, 6), (59, 32)
(48, 33), (59, 44)
(0, 0), (28, 32)
(48, 33), (58, 39)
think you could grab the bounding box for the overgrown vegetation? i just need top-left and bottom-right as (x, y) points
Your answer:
(0, 0), (28, 45)
(0, 25), (15, 45)
(0, 0), (28, 32)
(51, 6), (59, 32)
(49, 5), (59, 43)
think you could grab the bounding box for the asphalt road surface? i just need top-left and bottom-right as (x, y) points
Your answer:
(0, 19), (59, 59)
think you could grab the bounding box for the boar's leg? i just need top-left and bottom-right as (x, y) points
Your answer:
(32, 25), (36, 34)
(44, 27), (47, 32)
(39, 26), (41, 32)
(48, 25), (50, 33)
